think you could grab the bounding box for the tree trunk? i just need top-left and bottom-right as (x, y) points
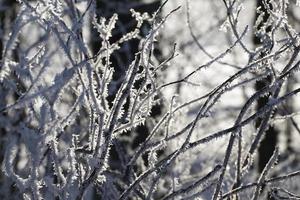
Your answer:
(253, 0), (279, 173)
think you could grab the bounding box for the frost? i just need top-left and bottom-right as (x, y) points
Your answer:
(1, 0), (300, 199)
(219, 19), (230, 33)
(94, 14), (118, 40)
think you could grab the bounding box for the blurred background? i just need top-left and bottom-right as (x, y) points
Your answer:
(1, 0), (300, 199)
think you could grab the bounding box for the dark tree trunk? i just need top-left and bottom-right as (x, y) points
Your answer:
(253, 0), (279, 173)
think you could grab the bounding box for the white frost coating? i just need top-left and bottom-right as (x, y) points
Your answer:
(1, 0), (300, 199)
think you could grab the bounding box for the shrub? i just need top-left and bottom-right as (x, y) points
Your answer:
(0, 0), (300, 199)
